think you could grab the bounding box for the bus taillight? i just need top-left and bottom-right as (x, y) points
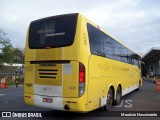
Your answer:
(79, 63), (85, 96)
(79, 72), (85, 82)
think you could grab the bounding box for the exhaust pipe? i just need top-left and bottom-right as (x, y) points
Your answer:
(64, 105), (70, 111)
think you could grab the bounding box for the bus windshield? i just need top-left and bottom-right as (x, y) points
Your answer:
(29, 13), (78, 49)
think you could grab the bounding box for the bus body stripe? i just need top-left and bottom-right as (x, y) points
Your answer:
(122, 84), (138, 96)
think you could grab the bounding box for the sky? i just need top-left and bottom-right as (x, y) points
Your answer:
(0, 0), (160, 56)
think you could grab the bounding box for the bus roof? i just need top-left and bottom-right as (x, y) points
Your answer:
(30, 13), (140, 57)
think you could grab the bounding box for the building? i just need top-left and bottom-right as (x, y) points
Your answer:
(142, 47), (160, 77)
(0, 62), (24, 77)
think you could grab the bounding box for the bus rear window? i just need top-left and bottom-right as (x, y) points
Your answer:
(29, 13), (78, 49)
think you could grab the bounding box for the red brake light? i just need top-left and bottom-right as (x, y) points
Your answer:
(79, 63), (85, 83)
(80, 72), (84, 77)
(79, 78), (84, 82)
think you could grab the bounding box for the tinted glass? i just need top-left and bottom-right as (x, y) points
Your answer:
(87, 23), (140, 67)
(29, 14), (78, 49)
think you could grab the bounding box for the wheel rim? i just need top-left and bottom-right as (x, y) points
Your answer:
(107, 89), (113, 106)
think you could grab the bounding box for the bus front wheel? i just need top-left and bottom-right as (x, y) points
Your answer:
(136, 81), (141, 91)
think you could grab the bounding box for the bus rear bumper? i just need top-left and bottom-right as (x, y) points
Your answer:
(34, 94), (64, 111)
(24, 92), (87, 112)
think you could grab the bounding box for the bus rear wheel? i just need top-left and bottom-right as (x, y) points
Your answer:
(105, 88), (113, 111)
(114, 86), (122, 105)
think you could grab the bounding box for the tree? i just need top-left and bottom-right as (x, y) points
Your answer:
(0, 28), (10, 49)
(0, 28), (25, 64)
(0, 29), (12, 63)
(1, 44), (14, 64)
(13, 47), (25, 64)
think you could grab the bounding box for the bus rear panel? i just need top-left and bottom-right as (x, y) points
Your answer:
(24, 13), (88, 112)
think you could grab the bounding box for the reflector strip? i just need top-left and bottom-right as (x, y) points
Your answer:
(25, 96), (31, 98)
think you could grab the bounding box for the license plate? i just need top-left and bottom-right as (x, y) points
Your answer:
(42, 98), (53, 103)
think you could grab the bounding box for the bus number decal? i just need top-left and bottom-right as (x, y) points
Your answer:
(25, 66), (33, 71)
(42, 86), (52, 92)
(68, 86), (76, 90)
(83, 33), (87, 46)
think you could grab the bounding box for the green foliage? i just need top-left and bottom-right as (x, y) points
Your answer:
(13, 47), (25, 64)
(1, 44), (14, 64)
(0, 28), (24, 64)
(0, 28), (10, 48)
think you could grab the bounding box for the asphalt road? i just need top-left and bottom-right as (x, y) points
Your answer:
(0, 80), (160, 119)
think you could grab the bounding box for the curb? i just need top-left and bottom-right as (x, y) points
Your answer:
(8, 85), (23, 88)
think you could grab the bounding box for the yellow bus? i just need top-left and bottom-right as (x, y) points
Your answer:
(24, 13), (142, 112)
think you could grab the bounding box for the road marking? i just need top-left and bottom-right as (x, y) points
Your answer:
(0, 94), (5, 97)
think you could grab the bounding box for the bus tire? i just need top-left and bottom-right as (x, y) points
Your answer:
(114, 86), (122, 105)
(104, 88), (113, 111)
(136, 81), (141, 91)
